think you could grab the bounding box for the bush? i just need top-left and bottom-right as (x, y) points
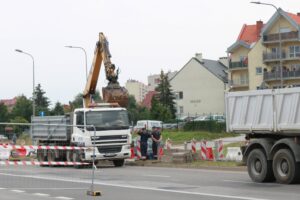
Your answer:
(183, 120), (226, 133)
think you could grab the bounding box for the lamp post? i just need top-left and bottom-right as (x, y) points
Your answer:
(65, 46), (88, 81)
(251, 1), (283, 88)
(15, 49), (36, 116)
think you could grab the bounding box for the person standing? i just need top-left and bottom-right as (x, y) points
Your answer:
(137, 127), (151, 160)
(151, 126), (162, 159)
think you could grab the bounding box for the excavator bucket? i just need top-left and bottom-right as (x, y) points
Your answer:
(102, 86), (129, 107)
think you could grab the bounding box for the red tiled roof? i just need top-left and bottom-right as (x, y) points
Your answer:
(287, 12), (300, 25)
(141, 91), (157, 109)
(237, 23), (263, 45)
(0, 97), (17, 107)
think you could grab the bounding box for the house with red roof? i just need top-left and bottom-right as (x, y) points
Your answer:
(227, 20), (264, 91)
(228, 8), (300, 91)
(0, 97), (17, 112)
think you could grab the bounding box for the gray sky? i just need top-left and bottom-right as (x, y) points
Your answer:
(1, 0), (299, 106)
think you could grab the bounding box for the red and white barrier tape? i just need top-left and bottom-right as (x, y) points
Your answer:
(0, 144), (86, 151)
(0, 160), (90, 166)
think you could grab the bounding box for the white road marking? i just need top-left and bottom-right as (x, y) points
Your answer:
(11, 189), (25, 193)
(55, 197), (74, 200)
(0, 172), (268, 200)
(33, 193), (50, 197)
(10, 188), (85, 190)
(0, 187), (5, 189)
(143, 174), (171, 178)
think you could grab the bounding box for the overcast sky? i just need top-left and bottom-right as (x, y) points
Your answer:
(1, 0), (299, 106)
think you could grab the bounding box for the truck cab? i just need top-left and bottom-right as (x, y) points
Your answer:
(72, 106), (131, 166)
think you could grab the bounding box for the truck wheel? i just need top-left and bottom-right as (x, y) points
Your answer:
(247, 149), (274, 182)
(273, 149), (300, 184)
(113, 159), (125, 167)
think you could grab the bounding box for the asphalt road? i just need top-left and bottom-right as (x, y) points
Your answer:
(0, 163), (300, 200)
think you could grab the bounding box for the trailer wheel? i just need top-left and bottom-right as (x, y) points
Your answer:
(247, 149), (274, 182)
(113, 159), (125, 167)
(273, 149), (300, 184)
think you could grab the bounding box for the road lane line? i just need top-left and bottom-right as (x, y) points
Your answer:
(9, 188), (86, 190)
(55, 197), (74, 200)
(11, 189), (25, 193)
(0, 172), (269, 200)
(33, 193), (50, 197)
(0, 187), (5, 189)
(143, 174), (171, 178)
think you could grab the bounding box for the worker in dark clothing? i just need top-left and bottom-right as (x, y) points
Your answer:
(137, 127), (151, 160)
(151, 126), (162, 160)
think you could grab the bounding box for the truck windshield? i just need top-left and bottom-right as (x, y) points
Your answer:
(85, 110), (130, 131)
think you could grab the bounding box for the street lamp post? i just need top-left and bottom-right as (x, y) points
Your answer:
(65, 46), (88, 81)
(15, 49), (36, 116)
(251, 1), (283, 88)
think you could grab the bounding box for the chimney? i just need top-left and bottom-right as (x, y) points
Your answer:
(297, 13), (300, 16)
(256, 20), (263, 38)
(219, 57), (229, 68)
(195, 53), (203, 61)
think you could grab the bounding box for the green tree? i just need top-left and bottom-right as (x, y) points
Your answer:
(69, 90), (102, 111)
(50, 102), (65, 115)
(0, 103), (9, 122)
(150, 97), (172, 121)
(0, 103), (9, 133)
(34, 83), (50, 115)
(10, 117), (28, 136)
(11, 95), (33, 122)
(127, 95), (150, 124)
(155, 70), (176, 119)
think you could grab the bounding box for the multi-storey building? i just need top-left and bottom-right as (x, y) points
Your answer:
(260, 9), (300, 88)
(125, 79), (149, 103)
(228, 9), (300, 91)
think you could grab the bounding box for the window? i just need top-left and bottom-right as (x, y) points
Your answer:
(289, 46), (300, 58)
(179, 106), (184, 114)
(75, 111), (84, 127)
(178, 91), (183, 99)
(256, 67), (262, 75)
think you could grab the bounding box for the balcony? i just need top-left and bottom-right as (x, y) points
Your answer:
(229, 61), (248, 70)
(263, 51), (286, 62)
(263, 51), (300, 62)
(264, 70), (300, 81)
(263, 31), (299, 43)
(229, 79), (249, 88)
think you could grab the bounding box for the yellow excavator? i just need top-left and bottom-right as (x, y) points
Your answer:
(83, 32), (128, 108)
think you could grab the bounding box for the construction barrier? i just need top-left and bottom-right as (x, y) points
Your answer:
(191, 139), (196, 154)
(0, 148), (10, 160)
(215, 140), (224, 160)
(0, 161), (90, 166)
(200, 140), (207, 160)
(226, 147), (243, 161)
(0, 144), (86, 150)
(136, 140), (141, 160)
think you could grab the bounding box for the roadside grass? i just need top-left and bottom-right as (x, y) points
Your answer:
(161, 130), (237, 145)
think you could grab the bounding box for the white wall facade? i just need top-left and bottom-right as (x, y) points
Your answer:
(170, 59), (226, 118)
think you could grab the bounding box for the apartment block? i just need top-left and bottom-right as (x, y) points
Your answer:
(125, 79), (149, 103)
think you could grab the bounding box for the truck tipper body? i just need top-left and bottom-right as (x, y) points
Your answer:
(226, 88), (300, 184)
(32, 106), (131, 167)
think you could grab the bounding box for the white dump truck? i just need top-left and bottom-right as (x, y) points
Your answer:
(32, 105), (131, 167)
(226, 88), (300, 184)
